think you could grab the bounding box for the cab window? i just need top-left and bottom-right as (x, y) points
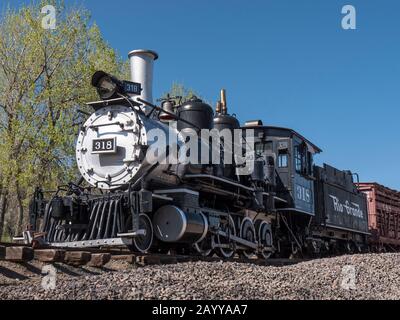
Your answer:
(255, 141), (272, 155)
(306, 151), (313, 175)
(295, 146), (302, 173)
(295, 144), (312, 176)
(278, 150), (288, 168)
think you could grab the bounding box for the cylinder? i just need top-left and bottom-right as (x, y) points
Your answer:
(128, 49), (158, 112)
(152, 205), (208, 243)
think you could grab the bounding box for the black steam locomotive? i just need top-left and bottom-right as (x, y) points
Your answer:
(28, 50), (369, 259)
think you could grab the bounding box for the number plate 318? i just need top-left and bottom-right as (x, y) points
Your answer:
(92, 138), (117, 154)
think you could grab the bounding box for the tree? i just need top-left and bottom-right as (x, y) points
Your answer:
(161, 82), (207, 105)
(0, 0), (127, 239)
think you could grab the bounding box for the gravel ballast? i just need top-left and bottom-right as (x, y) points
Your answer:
(0, 253), (400, 300)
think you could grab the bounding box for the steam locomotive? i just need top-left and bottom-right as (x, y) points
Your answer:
(28, 49), (369, 259)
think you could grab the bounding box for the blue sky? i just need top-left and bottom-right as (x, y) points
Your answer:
(4, 0), (400, 189)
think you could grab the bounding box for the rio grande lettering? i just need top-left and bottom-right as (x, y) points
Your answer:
(329, 195), (363, 218)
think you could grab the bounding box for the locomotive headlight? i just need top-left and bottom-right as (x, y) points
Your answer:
(97, 76), (117, 99)
(91, 70), (142, 100)
(91, 71), (119, 100)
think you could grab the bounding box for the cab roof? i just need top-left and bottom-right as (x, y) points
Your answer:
(242, 122), (322, 154)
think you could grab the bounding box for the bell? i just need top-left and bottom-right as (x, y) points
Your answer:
(159, 100), (175, 122)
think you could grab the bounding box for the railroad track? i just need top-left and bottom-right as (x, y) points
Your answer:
(0, 242), (307, 268)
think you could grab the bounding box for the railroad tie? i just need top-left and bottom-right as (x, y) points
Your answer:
(158, 255), (178, 265)
(135, 255), (161, 266)
(64, 251), (92, 266)
(110, 254), (136, 264)
(87, 253), (111, 268)
(5, 246), (34, 262)
(34, 249), (66, 263)
(175, 255), (192, 263)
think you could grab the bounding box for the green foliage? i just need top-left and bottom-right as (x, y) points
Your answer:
(0, 0), (127, 237)
(161, 82), (204, 105)
(0, 233), (12, 243)
(0, 1), (202, 239)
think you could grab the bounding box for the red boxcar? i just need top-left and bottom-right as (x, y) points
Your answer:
(357, 183), (400, 250)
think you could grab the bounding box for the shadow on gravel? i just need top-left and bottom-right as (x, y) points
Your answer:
(100, 267), (117, 272)
(79, 268), (101, 276)
(51, 264), (101, 276)
(0, 266), (29, 280)
(19, 262), (42, 275)
(52, 264), (81, 277)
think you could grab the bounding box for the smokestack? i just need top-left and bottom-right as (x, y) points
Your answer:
(128, 49), (158, 112)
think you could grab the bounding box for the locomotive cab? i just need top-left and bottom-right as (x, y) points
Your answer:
(243, 121), (322, 215)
